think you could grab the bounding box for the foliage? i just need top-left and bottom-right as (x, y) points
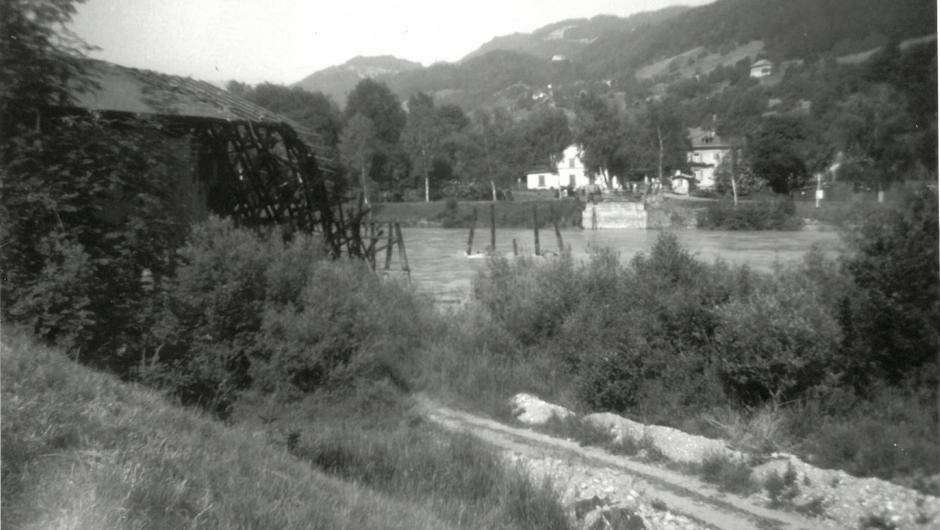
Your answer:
(699, 453), (757, 495)
(696, 199), (803, 231)
(0, 0), (96, 128)
(747, 115), (824, 195)
(345, 78), (407, 146)
(340, 112), (378, 202)
(838, 188), (940, 383)
(235, 82), (344, 153)
(1, 115), (190, 368)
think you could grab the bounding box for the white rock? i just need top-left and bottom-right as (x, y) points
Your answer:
(509, 393), (574, 425)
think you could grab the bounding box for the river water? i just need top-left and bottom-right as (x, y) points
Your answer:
(392, 228), (843, 303)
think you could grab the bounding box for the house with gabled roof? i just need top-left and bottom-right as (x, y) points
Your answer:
(687, 128), (739, 189)
(750, 59), (773, 78)
(526, 144), (616, 191)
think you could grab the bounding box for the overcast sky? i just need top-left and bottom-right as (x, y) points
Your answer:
(69, 0), (713, 86)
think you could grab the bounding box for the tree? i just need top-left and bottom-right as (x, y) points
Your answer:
(401, 92), (444, 202)
(747, 115), (822, 194)
(1, 0), (96, 137)
(521, 106), (572, 170)
(339, 113), (377, 205)
(575, 92), (625, 188)
(241, 83), (344, 153)
(637, 99), (690, 186)
(828, 85), (921, 193)
(345, 78), (406, 146)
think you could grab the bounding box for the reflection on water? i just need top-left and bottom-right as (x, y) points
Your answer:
(397, 228), (843, 303)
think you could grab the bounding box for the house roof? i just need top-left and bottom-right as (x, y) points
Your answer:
(60, 61), (332, 164)
(751, 59), (772, 69)
(688, 127), (737, 149)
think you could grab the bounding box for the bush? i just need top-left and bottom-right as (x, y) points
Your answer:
(1, 115), (191, 370)
(146, 217), (439, 415)
(697, 199), (804, 230)
(838, 188), (939, 383)
(472, 251), (582, 345)
(713, 269), (843, 407)
(699, 453), (757, 495)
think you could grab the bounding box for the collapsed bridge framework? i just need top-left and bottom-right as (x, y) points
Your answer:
(52, 61), (373, 260)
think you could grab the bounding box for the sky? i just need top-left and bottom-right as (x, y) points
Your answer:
(69, 0), (713, 86)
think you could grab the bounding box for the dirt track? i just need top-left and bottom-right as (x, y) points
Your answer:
(417, 397), (843, 530)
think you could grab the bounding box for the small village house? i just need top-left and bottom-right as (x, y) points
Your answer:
(750, 59), (773, 78)
(526, 144), (617, 191)
(687, 128), (737, 189)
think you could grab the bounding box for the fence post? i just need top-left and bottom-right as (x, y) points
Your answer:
(533, 204), (540, 256)
(490, 202), (496, 252)
(467, 207), (477, 255)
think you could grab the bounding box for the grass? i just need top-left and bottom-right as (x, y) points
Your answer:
(1, 326), (572, 530)
(698, 452), (758, 496)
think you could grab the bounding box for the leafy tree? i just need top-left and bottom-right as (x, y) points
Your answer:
(839, 189), (940, 383)
(344, 78), (406, 146)
(0, 0), (96, 132)
(827, 85), (919, 191)
(747, 115), (823, 194)
(339, 113), (378, 205)
(521, 106), (572, 170)
(575, 92), (625, 187)
(637, 99), (690, 185)
(240, 83), (344, 152)
(401, 92), (445, 202)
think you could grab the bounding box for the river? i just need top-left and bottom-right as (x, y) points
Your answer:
(391, 228), (844, 303)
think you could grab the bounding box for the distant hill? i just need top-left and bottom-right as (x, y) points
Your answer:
(292, 55), (422, 104)
(292, 0), (937, 112)
(462, 8), (689, 62)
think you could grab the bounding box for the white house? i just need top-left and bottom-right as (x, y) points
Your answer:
(526, 144), (616, 191)
(687, 128), (737, 189)
(750, 59), (772, 78)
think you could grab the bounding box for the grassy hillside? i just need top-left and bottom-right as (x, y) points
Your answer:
(0, 326), (569, 530)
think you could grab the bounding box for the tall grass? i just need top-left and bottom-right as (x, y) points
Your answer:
(0, 326), (456, 530)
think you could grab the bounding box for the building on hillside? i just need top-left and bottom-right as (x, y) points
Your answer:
(750, 59), (773, 78)
(525, 144), (617, 191)
(687, 128), (738, 189)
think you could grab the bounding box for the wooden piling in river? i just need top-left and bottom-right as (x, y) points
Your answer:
(551, 204), (564, 252)
(467, 207), (477, 255)
(512, 238), (518, 257)
(394, 222), (411, 283)
(384, 221), (394, 270)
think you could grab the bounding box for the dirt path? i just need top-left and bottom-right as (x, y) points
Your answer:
(416, 397), (843, 530)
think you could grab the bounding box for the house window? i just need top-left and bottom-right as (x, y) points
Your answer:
(693, 153), (700, 160)
(714, 153), (721, 161)
(569, 158), (576, 168)
(538, 175), (545, 187)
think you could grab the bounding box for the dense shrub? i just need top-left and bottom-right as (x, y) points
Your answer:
(472, 251), (582, 346)
(697, 199), (804, 230)
(1, 115), (190, 368)
(144, 217), (436, 415)
(838, 188), (939, 383)
(713, 270), (843, 407)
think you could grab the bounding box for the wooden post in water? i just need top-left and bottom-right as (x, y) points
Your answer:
(532, 204), (540, 256)
(591, 206), (598, 230)
(466, 207), (478, 255)
(384, 221), (394, 270)
(490, 202), (496, 253)
(368, 222), (378, 270)
(394, 222), (411, 283)
(551, 204), (564, 252)
(512, 238), (518, 257)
